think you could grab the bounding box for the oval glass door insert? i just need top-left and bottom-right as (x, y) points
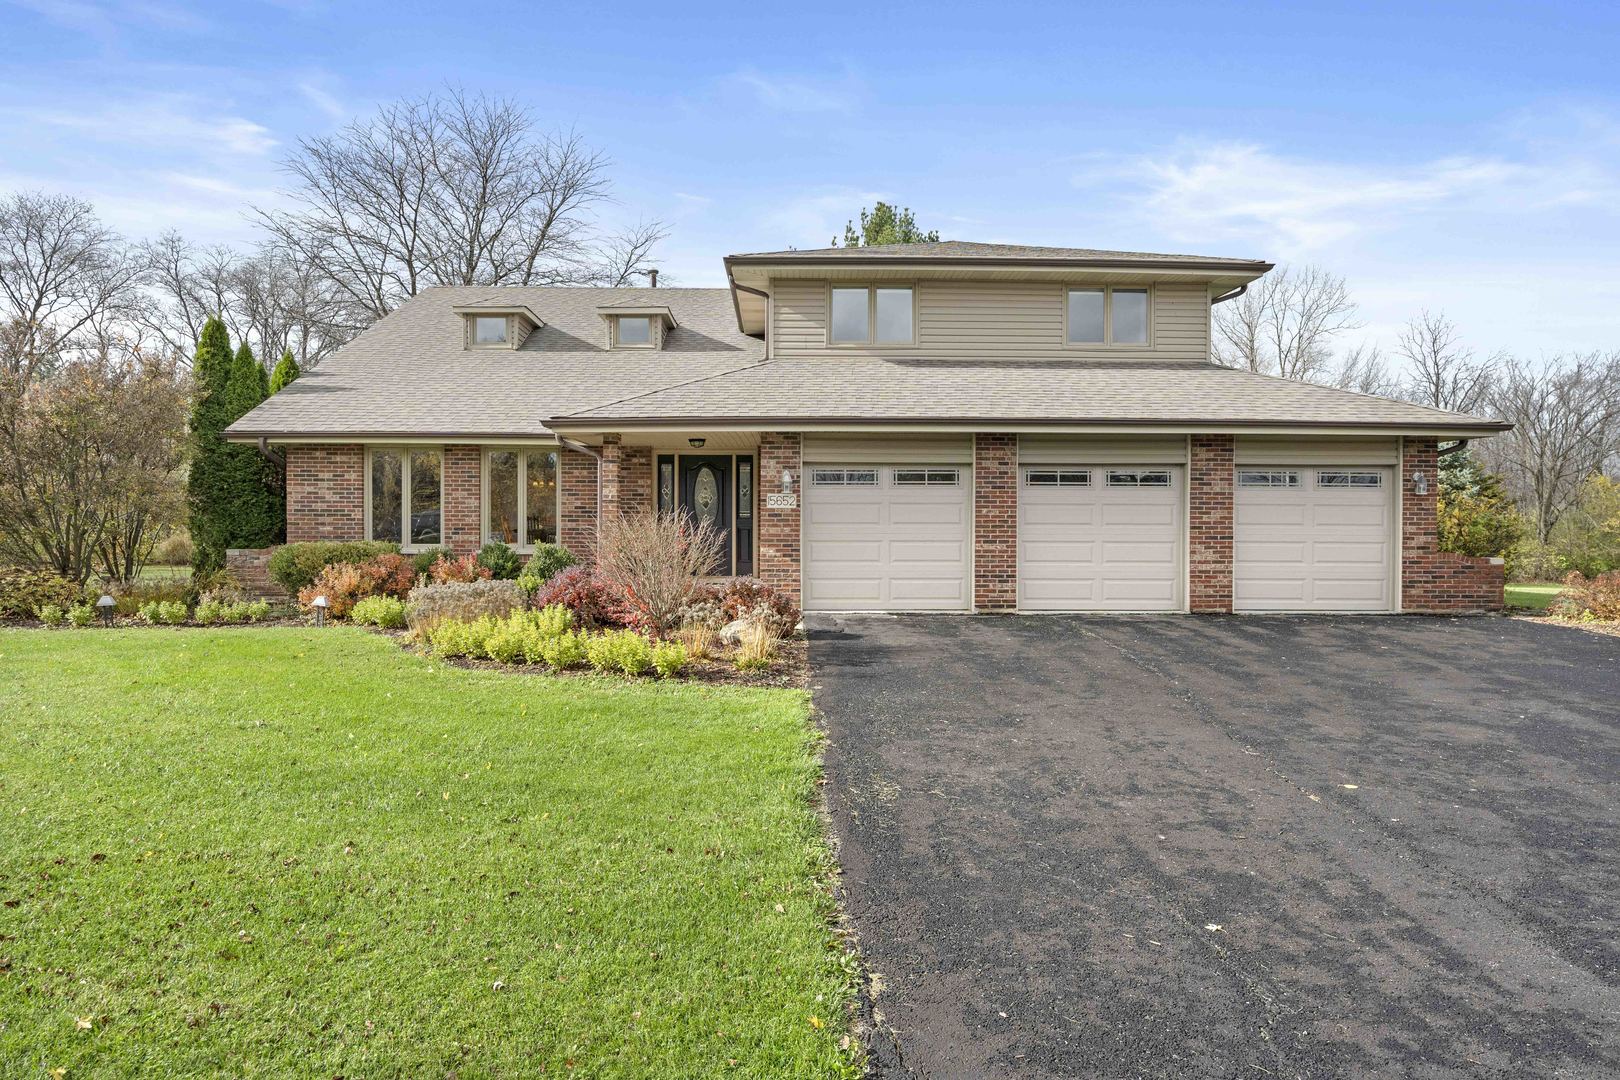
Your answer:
(694, 466), (720, 526)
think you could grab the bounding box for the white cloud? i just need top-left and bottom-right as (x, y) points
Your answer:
(297, 80), (349, 123)
(4, 95), (275, 156)
(722, 67), (862, 113)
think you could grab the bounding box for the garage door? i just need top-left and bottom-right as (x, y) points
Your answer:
(1234, 467), (1394, 611)
(802, 465), (971, 611)
(1018, 466), (1182, 611)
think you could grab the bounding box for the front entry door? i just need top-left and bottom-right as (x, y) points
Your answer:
(679, 456), (732, 575)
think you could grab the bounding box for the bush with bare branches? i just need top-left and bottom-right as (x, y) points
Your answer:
(594, 510), (725, 633)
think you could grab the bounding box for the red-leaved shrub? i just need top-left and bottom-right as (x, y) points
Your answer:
(296, 553), (420, 617)
(533, 565), (623, 628)
(1557, 570), (1620, 621)
(429, 553), (492, 584)
(718, 577), (800, 637)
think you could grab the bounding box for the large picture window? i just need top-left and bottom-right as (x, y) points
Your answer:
(485, 449), (558, 549)
(368, 448), (442, 549)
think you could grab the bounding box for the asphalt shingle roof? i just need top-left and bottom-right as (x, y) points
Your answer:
(726, 240), (1271, 268)
(226, 286), (761, 439)
(553, 357), (1507, 431)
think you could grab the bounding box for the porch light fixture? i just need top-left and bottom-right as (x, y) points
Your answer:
(781, 469), (794, 493)
(96, 593), (116, 628)
(688, 438), (705, 448)
(1413, 471), (1429, 495)
(312, 594), (329, 627)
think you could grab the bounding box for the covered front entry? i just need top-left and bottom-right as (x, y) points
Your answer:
(801, 464), (972, 612)
(1233, 466), (1395, 611)
(1017, 465), (1183, 611)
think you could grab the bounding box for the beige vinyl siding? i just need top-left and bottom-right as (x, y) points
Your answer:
(802, 433), (973, 464)
(771, 279), (1210, 361)
(1020, 435), (1188, 464)
(1234, 436), (1399, 465)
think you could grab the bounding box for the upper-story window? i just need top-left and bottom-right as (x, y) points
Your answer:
(830, 286), (914, 345)
(614, 316), (653, 347)
(472, 316), (508, 345)
(1066, 287), (1150, 346)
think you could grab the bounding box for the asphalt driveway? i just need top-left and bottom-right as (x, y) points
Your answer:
(809, 615), (1620, 1079)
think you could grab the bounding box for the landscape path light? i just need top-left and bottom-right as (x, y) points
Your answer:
(96, 594), (116, 628)
(312, 595), (329, 627)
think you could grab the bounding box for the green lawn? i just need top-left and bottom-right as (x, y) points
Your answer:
(1506, 582), (1564, 611)
(0, 628), (857, 1078)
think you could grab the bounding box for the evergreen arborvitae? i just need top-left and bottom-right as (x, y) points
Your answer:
(186, 317), (236, 573)
(268, 349), (301, 393)
(222, 342), (284, 549)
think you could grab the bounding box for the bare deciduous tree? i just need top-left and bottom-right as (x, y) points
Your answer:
(257, 89), (661, 322)
(590, 220), (669, 287)
(1479, 351), (1620, 542)
(1398, 309), (1494, 414)
(1327, 342), (1400, 397)
(1214, 265), (1361, 381)
(0, 191), (145, 374)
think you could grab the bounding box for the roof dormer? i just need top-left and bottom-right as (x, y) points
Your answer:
(454, 302), (543, 350)
(596, 303), (676, 350)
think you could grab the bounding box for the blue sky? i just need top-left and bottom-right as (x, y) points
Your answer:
(2, 0), (1617, 359)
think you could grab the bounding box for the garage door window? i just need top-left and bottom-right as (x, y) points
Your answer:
(893, 468), (960, 486)
(1106, 469), (1171, 487)
(811, 468), (878, 486)
(1239, 470), (1301, 488)
(1025, 469), (1091, 486)
(1318, 470), (1383, 488)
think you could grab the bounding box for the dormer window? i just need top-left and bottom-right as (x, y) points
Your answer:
(454, 303), (542, 350)
(615, 316), (652, 347)
(597, 304), (676, 350)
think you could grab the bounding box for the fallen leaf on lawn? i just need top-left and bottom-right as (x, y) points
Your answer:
(807, 1015), (823, 1029)
(76, 1016), (93, 1030)
(774, 903), (785, 913)
(49, 1069), (66, 1080)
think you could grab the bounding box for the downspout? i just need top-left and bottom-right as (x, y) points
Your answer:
(255, 437), (285, 468)
(1211, 284), (1248, 305)
(557, 436), (604, 526)
(1438, 439), (1470, 457)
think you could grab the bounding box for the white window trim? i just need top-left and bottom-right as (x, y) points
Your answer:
(1239, 469), (1302, 488)
(1024, 468), (1092, 487)
(1106, 469), (1172, 487)
(826, 283), (918, 347)
(892, 467), (961, 486)
(810, 466), (879, 486)
(467, 315), (512, 349)
(365, 445), (444, 552)
(611, 315), (657, 349)
(481, 447), (562, 552)
(1063, 285), (1154, 349)
(1317, 469), (1384, 488)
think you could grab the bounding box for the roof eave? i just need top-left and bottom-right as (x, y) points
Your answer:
(544, 416), (1511, 436)
(723, 254), (1275, 274)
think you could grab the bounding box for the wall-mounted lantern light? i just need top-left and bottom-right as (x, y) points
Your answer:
(96, 593), (116, 628)
(312, 594), (329, 627)
(781, 469), (794, 493)
(1413, 471), (1429, 495)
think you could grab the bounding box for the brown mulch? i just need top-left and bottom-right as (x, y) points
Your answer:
(401, 634), (809, 689)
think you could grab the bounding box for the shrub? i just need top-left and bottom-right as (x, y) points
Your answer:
(719, 578), (800, 638)
(534, 565), (622, 628)
(296, 553), (417, 618)
(652, 641), (688, 678)
(522, 544), (578, 586)
(36, 604), (66, 627)
(428, 614), (501, 658)
(586, 629), (654, 676)
(139, 599), (189, 625)
(0, 567), (81, 619)
(352, 595), (408, 629)
(411, 546), (455, 576)
(240, 600), (272, 622)
(477, 542), (524, 581)
(66, 603), (98, 628)
(484, 621), (527, 664)
(1556, 571), (1620, 621)
(531, 603), (575, 636)
(194, 600), (228, 625)
(1549, 475), (1620, 578)
(268, 541), (400, 592)
(104, 577), (191, 616)
(537, 629), (588, 670)
(151, 530), (193, 566)
(675, 620), (717, 660)
(594, 510), (726, 632)
(406, 580), (526, 636)
(734, 621), (777, 671)
(428, 553), (492, 584)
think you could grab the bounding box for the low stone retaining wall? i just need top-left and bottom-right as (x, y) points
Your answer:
(225, 548), (290, 601)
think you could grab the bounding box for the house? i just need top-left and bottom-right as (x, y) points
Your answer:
(225, 241), (1509, 613)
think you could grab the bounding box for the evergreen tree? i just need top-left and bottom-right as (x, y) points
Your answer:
(185, 317), (236, 573)
(834, 202), (939, 247)
(221, 343), (283, 549)
(269, 349), (301, 393)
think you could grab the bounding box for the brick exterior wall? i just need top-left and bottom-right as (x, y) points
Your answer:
(1400, 437), (1506, 612)
(442, 445), (482, 555)
(621, 445), (654, 515)
(1189, 435), (1235, 614)
(559, 447), (599, 558)
(599, 435), (622, 520)
(757, 432), (801, 605)
(973, 433), (1018, 611)
(224, 547), (289, 600)
(286, 444), (364, 542)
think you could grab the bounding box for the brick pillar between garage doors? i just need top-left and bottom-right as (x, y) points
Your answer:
(757, 432), (802, 605)
(1189, 435), (1235, 614)
(973, 433), (1018, 611)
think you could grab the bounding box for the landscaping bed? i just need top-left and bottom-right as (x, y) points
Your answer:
(0, 628), (861, 1078)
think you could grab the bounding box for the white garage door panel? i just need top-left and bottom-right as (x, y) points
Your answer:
(802, 466), (971, 611)
(1017, 467), (1182, 611)
(1234, 467), (1393, 612)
